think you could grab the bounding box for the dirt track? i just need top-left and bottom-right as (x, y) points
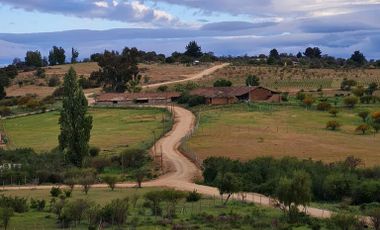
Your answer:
(142, 63), (230, 89)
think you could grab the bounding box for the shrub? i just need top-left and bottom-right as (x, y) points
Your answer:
(356, 124), (370, 135)
(90, 156), (111, 173)
(102, 198), (129, 227)
(0, 195), (28, 213)
(119, 149), (148, 168)
(64, 190), (72, 198)
(303, 96), (315, 108)
(245, 75), (260, 86)
(30, 198), (46, 211)
(326, 120), (341, 131)
(353, 180), (380, 204)
(157, 85), (168, 92)
(48, 76), (61, 87)
(328, 213), (360, 230)
(0, 107), (12, 117)
(343, 96), (358, 108)
(358, 111), (369, 122)
(188, 95), (206, 107)
(52, 87), (64, 98)
(50, 187), (62, 197)
(101, 175), (119, 191)
(24, 99), (42, 110)
(317, 102), (331, 111)
(89, 146), (100, 157)
(0, 207), (13, 230)
(329, 108), (339, 117)
(35, 67), (46, 78)
(186, 190), (201, 202)
(213, 79), (232, 87)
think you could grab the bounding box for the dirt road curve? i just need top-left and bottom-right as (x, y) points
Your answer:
(142, 63), (230, 89)
(2, 105), (339, 221)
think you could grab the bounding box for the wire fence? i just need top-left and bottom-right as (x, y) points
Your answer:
(180, 112), (203, 169)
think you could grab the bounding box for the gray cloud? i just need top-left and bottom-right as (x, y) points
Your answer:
(0, 0), (177, 25)
(201, 21), (277, 31)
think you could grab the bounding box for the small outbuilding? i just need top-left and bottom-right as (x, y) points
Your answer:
(190, 86), (281, 105)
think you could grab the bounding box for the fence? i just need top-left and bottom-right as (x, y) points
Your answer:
(179, 112), (203, 169)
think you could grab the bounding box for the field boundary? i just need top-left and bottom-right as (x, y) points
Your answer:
(180, 112), (202, 168)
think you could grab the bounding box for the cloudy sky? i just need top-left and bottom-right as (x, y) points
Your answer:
(0, 0), (380, 64)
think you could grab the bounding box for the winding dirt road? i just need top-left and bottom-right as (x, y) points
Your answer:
(142, 63), (229, 89)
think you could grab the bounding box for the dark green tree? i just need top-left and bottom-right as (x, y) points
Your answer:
(91, 48), (140, 92)
(303, 47), (322, 59)
(49, 46), (66, 65)
(59, 67), (93, 167)
(25, 50), (43, 67)
(216, 172), (241, 205)
(184, 41), (202, 59)
(213, 79), (232, 87)
(71, 47), (79, 64)
(245, 75), (260, 86)
(349, 50), (367, 67)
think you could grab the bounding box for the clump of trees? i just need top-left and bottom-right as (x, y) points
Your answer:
(202, 156), (380, 205)
(213, 79), (232, 87)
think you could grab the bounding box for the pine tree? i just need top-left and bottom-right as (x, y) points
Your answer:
(59, 67), (92, 167)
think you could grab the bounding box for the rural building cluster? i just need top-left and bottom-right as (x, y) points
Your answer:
(95, 86), (281, 105)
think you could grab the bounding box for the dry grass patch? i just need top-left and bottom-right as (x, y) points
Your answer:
(187, 104), (380, 166)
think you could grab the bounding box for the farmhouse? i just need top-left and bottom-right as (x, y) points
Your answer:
(190, 86), (281, 105)
(96, 92), (181, 105)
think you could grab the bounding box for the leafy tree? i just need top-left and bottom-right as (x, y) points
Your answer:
(25, 50), (43, 67)
(71, 47), (79, 64)
(91, 48), (140, 92)
(59, 67), (93, 167)
(326, 120), (341, 131)
(134, 168), (146, 188)
(303, 47), (322, 59)
(213, 79), (232, 87)
(49, 46), (66, 65)
(296, 52), (303, 58)
(276, 170), (312, 214)
(101, 175), (119, 191)
(77, 168), (97, 195)
(358, 111), (369, 122)
(161, 189), (186, 218)
(343, 96), (358, 108)
(268, 49), (280, 65)
(349, 50), (367, 67)
(216, 173), (241, 205)
(245, 75), (260, 86)
(61, 199), (92, 226)
(184, 41), (202, 59)
(323, 173), (356, 201)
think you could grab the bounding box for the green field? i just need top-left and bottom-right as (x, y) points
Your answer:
(3, 107), (170, 153)
(186, 103), (380, 166)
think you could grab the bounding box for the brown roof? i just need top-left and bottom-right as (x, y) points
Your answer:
(190, 86), (279, 98)
(96, 92), (181, 102)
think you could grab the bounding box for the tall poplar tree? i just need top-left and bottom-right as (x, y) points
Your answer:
(59, 67), (92, 167)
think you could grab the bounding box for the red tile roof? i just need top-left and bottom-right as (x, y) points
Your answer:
(190, 86), (278, 98)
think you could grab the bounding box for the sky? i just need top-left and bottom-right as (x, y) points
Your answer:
(0, 0), (380, 65)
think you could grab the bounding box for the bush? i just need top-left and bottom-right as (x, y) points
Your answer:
(102, 198), (129, 227)
(329, 108), (339, 117)
(157, 85), (168, 92)
(188, 95), (206, 107)
(35, 67), (45, 78)
(90, 156), (111, 173)
(353, 180), (380, 204)
(119, 149), (148, 168)
(89, 146), (100, 157)
(30, 198), (46, 211)
(358, 111), (370, 122)
(0, 195), (28, 213)
(317, 102), (331, 111)
(245, 75), (260, 86)
(356, 124), (370, 135)
(326, 120), (341, 131)
(186, 190), (201, 202)
(213, 79), (232, 87)
(343, 96), (359, 108)
(50, 187), (62, 197)
(328, 213), (360, 230)
(101, 175), (119, 191)
(48, 76), (61, 87)
(0, 107), (12, 117)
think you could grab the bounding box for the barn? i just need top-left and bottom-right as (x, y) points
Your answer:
(190, 86), (281, 105)
(95, 92), (181, 105)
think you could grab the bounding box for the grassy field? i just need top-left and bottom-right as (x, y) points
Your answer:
(3, 107), (170, 153)
(186, 104), (380, 166)
(198, 65), (380, 91)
